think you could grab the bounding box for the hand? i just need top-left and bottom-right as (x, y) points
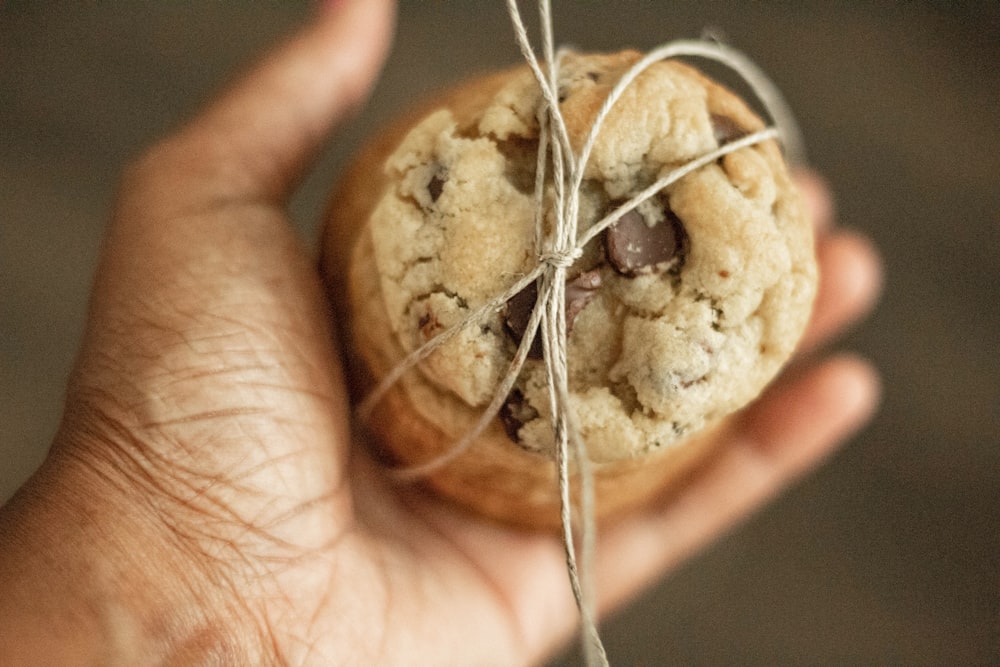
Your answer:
(0, 2), (881, 664)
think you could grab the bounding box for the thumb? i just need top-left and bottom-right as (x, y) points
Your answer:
(91, 0), (396, 329)
(165, 0), (396, 204)
(65, 1), (394, 476)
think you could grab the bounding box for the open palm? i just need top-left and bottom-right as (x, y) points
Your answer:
(0, 2), (880, 665)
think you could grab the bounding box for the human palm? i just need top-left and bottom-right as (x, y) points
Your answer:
(0, 2), (880, 665)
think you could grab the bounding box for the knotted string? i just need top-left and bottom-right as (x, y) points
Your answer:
(356, 2), (802, 664)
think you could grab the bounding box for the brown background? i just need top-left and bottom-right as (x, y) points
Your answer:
(2, 2), (998, 664)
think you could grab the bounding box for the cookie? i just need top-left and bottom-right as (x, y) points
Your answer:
(321, 50), (817, 527)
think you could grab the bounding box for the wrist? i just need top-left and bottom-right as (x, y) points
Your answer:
(0, 447), (265, 665)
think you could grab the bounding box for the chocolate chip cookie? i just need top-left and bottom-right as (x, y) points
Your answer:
(321, 50), (817, 526)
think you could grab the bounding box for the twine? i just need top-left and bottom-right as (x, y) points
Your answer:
(356, 2), (803, 664)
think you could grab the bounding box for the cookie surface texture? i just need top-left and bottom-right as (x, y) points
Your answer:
(324, 51), (817, 527)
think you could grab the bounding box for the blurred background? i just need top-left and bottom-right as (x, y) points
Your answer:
(2, 2), (997, 664)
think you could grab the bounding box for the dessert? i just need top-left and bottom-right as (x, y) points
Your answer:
(321, 50), (817, 527)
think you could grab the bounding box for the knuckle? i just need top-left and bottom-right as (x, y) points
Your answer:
(116, 133), (207, 216)
(120, 136), (179, 192)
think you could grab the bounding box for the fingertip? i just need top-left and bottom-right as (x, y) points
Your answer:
(831, 230), (884, 311)
(801, 229), (883, 351)
(794, 168), (836, 232)
(167, 0), (395, 203)
(819, 353), (882, 428)
(312, 0), (396, 106)
(750, 353), (881, 466)
(795, 352), (882, 461)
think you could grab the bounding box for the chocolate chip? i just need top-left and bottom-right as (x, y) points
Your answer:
(428, 173), (445, 202)
(417, 310), (441, 340)
(710, 113), (747, 145)
(499, 389), (539, 443)
(503, 280), (543, 359)
(605, 207), (687, 276)
(565, 269), (602, 331)
(503, 270), (603, 359)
